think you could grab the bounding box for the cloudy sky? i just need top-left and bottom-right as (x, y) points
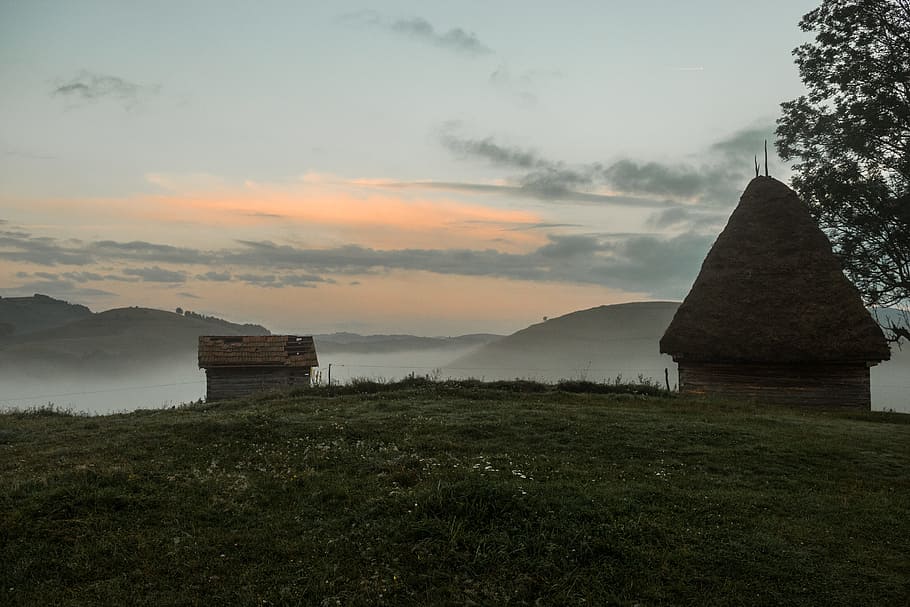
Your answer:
(1, 1), (818, 335)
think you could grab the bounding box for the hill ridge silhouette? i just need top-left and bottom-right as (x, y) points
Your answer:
(449, 301), (681, 382)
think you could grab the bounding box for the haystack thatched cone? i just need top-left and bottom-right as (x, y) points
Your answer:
(661, 176), (889, 366)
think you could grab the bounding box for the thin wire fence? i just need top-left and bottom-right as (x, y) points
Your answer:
(0, 379), (206, 404)
(1, 362), (906, 412)
(3, 363), (909, 403)
(0, 362), (675, 406)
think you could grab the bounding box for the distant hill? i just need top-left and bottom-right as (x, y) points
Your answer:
(449, 301), (681, 384)
(0, 294), (93, 337)
(0, 302), (269, 376)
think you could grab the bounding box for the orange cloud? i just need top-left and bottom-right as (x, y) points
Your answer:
(2, 174), (554, 253)
(137, 175), (548, 251)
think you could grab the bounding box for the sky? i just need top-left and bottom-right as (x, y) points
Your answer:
(0, 0), (820, 335)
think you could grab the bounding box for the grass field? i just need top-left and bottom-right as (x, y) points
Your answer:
(2, 379), (908, 606)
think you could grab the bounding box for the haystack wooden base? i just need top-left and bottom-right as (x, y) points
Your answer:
(677, 361), (872, 409)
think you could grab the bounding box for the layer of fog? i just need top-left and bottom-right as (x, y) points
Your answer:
(0, 361), (207, 416)
(1, 346), (906, 415)
(316, 346), (482, 384)
(321, 347), (678, 387)
(871, 347), (910, 413)
(0, 348), (487, 416)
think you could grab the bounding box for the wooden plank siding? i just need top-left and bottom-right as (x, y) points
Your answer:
(204, 367), (312, 401)
(678, 362), (872, 409)
(199, 335), (318, 401)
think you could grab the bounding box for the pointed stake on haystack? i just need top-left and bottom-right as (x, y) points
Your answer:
(754, 155), (760, 178)
(764, 139), (769, 177)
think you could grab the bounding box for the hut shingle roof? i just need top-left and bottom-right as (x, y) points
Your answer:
(660, 176), (890, 364)
(198, 335), (318, 368)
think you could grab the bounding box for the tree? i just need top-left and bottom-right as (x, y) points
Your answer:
(776, 0), (910, 342)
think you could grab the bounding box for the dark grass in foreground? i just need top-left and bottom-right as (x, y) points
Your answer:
(1, 380), (908, 606)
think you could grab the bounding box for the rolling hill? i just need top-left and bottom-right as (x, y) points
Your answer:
(0, 303), (269, 376)
(448, 301), (681, 384)
(0, 294), (92, 336)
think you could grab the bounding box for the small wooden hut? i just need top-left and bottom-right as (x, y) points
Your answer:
(198, 335), (318, 401)
(660, 176), (890, 408)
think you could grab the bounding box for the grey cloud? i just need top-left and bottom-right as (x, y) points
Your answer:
(392, 17), (491, 54)
(599, 159), (746, 209)
(603, 160), (712, 198)
(178, 292), (201, 299)
(60, 271), (102, 282)
(233, 272), (333, 289)
(122, 266), (187, 283)
(15, 270), (137, 284)
(225, 240), (545, 279)
(436, 132), (608, 200)
(589, 233), (713, 297)
(518, 166), (602, 198)
(0, 278), (114, 299)
(222, 236), (706, 298)
(196, 271), (232, 282)
(343, 11), (492, 55)
(439, 134), (543, 168)
(508, 222), (583, 231)
(245, 212), (286, 219)
(646, 207), (728, 232)
(281, 274), (336, 287)
(52, 71), (160, 107)
(3, 228), (710, 299)
(0, 230), (94, 265)
(235, 273), (278, 287)
(457, 220), (583, 232)
(439, 124), (778, 207)
(702, 124), (782, 201)
(61, 271), (136, 283)
(1, 229), (31, 238)
(537, 234), (610, 259)
(710, 125), (776, 160)
(91, 240), (209, 264)
(380, 180), (673, 207)
(228, 241), (390, 273)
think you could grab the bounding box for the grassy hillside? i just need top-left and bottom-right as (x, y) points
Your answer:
(2, 382), (908, 606)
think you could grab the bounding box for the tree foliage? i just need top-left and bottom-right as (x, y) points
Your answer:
(776, 0), (910, 341)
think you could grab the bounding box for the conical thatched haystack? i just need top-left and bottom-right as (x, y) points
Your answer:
(660, 176), (889, 408)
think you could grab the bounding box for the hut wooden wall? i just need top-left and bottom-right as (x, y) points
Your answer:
(205, 367), (312, 401)
(678, 362), (872, 409)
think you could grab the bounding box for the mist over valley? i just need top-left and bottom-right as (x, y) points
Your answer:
(1, 295), (906, 414)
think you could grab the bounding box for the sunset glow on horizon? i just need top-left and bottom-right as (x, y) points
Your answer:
(1, 1), (818, 334)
